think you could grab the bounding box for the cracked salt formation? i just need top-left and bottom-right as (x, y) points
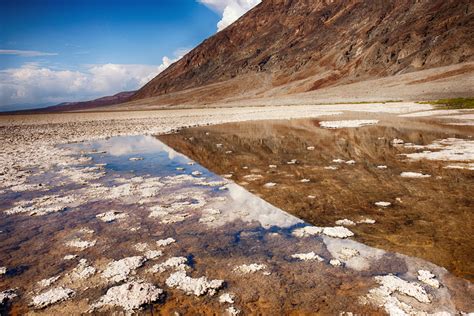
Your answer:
(291, 252), (325, 262)
(96, 210), (128, 222)
(102, 256), (146, 283)
(319, 120), (379, 129)
(400, 172), (431, 178)
(31, 287), (75, 309)
(5, 194), (75, 216)
(233, 264), (267, 274)
(92, 281), (163, 312)
(165, 270), (224, 296)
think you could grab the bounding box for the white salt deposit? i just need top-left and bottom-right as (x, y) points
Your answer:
(329, 259), (342, 267)
(156, 238), (176, 247)
(96, 210), (128, 223)
(307, 146), (315, 151)
(0, 289), (17, 305)
(300, 179), (311, 183)
(0, 267), (6, 275)
(375, 201), (391, 207)
(71, 259), (96, 280)
(322, 227), (354, 238)
(337, 248), (360, 261)
(263, 182), (277, 188)
(320, 120), (378, 129)
(377, 165), (388, 169)
(102, 256), (146, 283)
(358, 218), (376, 224)
(403, 138), (474, 162)
(66, 238), (96, 251)
(335, 219), (356, 226)
(417, 270), (440, 289)
(226, 306), (241, 315)
(63, 254), (77, 261)
(31, 287), (75, 309)
(129, 157), (144, 161)
(92, 281), (163, 311)
(38, 275), (61, 288)
(391, 138), (405, 145)
(243, 174), (263, 181)
(291, 252), (324, 262)
(219, 293), (235, 304)
(149, 257), (188, 273)
(165, 270), (224, 296)
(233, 263), (267, 274)
(400, 172), (431, 178)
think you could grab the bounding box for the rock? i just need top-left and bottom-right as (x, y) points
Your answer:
(417, 270), (440, 288)
(93, 281), (163, 311)
(102, 256), (146, 283)
(233, 263), (267, 274)
(291, 252), (324, 262)
(31, 287), (75, 309)
(165, 270), (224, 296)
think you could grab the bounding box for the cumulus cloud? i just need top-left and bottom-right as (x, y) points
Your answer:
(0, 49), (58, 57)
(0, 51), (188, 108)
(198, 0), (261, 31)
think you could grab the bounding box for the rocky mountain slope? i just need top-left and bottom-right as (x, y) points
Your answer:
(132, 0), (473, 104)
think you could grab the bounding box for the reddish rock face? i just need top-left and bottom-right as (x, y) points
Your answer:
(132, 0), (473, 102)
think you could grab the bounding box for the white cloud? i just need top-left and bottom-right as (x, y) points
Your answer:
(0, 50), (188, 107)
(0, 49), (58, 57)
(198, 0), (261, 31)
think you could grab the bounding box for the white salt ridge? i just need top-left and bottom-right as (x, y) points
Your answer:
(320, 120), (379, 129)
(324, 166), (338, 170)
(219, 293), (235, 304)
(31, 287), (75, 309)
(444, 163), (474, 170)
(292, 226), (354, 239)
(375, 201), (391, 207)
(165, 270), (224, 296)
(38, 275), (61, 288)
(417, 270), (440, 288)
(96, 210), (128, 223)
(92, 281), (163, 311)
(66, 238), (96, 251)
(149, 257), (188, 273)
(102, 256), (146, 283)
(291, 252), (324, 262)
(233, 263), (267, 274)
(400, 172), (431, 178)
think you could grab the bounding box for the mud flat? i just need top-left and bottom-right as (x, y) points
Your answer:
(1, 103), (473, 314)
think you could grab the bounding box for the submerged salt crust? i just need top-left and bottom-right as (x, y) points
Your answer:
(1, 105), (473, 314)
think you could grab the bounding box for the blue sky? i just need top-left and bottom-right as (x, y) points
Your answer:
(0, 0), (260, 110)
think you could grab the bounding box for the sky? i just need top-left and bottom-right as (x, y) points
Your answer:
(0, 0), (261, 110)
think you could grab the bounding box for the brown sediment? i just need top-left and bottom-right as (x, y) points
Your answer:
(158, 113), (474, 281)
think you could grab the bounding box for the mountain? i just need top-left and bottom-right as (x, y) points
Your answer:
(3, 91), (136, 114)
(131, 0), (473, 105)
